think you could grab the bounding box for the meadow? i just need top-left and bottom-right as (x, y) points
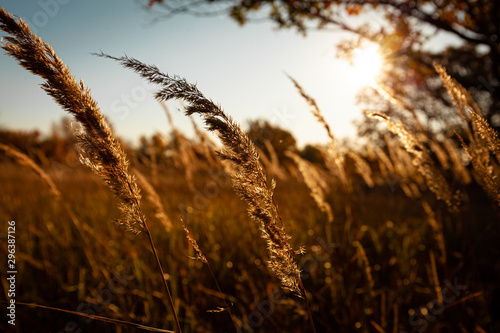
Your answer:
(1, 6), (499, 333)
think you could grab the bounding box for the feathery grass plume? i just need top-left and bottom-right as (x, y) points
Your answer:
(100, 54), (306, 297)
(461, 137), (500, 206)
(366, 111), (457, 209)
(435, 64), (500, 205)
(422, 202), (446, 265)
(347, 150), (374, 188)
(372, 82), (426, 135)
(353, 240), (375, 297)
(434, 64), (480, 135)
(104, 55), (317, 331)
(384, 136), (424, 197)
(134, 168), (173, 232)
(443, 137), (471, 184)
(288, 75), (350, 192)
(0, 143), (61, 199)
(469, 110), (500, 165)
(0, 9), (182, 331)
(396, 144), (423, 181)
(286, 151), (334, 223)
(288, 75), (333, 142)
(182, 222), (208, 265)
(0, 9), (142, 233)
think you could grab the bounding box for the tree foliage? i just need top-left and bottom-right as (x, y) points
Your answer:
(246, 119), (297, 161)
(145, 0), (500, 138)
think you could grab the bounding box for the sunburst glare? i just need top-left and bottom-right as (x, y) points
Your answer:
(347, 42), (383, 88)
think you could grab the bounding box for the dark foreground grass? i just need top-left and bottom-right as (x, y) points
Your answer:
(0, 161), (498, 332)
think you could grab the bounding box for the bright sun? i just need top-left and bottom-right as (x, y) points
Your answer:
(347, 43), (383, 87)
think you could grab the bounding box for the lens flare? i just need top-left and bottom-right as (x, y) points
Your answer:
(348, 43), (383, 87)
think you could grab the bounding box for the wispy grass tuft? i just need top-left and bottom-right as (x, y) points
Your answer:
(286, 150), (334, 223)
(0, 143), (61, 200)
(134, 168), (173, 232)
(435, 64), (500, 206)
(0, 8), (143, 233)
(0, 8), (181, 331)
(98, 52), (317, 331)
(366, 111), (458, 209)
(288, 75), (350, 192)
(97, 53), (307, 296)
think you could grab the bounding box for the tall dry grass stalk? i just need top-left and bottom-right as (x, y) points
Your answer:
(422, 202), (446, 265)
(0, 10), (142, 234)
(353, 240), (375, 297)
(0, 8), (181, 332)
(288, 75), (350, 192)
(134, 168), (173, 232)
(469, 111), (500, 164)
(428, 251), (443, 304)
(347, 150), (375, 188)
(433, 64), (479, 134)
(0, 143), (61, 199)
(14, 302), (176, 333)
(429, 140), (450, 170)
(443, 137), (471, 184)
(99, 54), (310, 299)
(366, 111), (457, 209)
(383, 136), (423, 198)
(371, 82), (426, 135)
(101, 53), (317, 331)
(286, 151), (334, 223)
(435, 64), (500, 206)
(461, 138), (500, 205)
(386, 136), (417, 179)
(182, 221), (238, 329)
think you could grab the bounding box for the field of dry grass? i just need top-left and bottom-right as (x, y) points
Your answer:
(0, 150), (498, 332)
(1, 6), (499, 333)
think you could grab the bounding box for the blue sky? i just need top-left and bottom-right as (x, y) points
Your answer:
(0, 1), (459, 147)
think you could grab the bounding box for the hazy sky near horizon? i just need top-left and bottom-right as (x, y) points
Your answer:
(0, 1), (460, 147)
